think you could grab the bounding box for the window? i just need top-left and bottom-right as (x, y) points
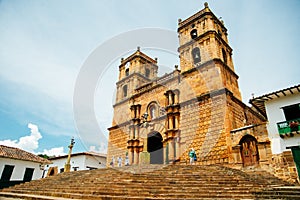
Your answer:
(282, 103), (300, 121)
(145, 68), (150, 78)
(190, 29), (198, 39)
(23, 168), (34, 182)
(222, 48), (227, 64)
(123, 85), (128, 97)
(1, 165), (14, 181)
(192, 47), (201, 64)
(125, 68), (129, 76)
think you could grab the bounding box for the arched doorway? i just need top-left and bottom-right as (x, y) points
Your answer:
(239, 135), (259, 167)
(148, 132), (163, 164)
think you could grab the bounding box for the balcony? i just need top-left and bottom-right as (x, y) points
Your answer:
(277, 118), (300, 138)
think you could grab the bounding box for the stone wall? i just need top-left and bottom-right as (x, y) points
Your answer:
(179, 92), (229, 165)
(270, 151), (299, 183)
(107, 125), (129, 167)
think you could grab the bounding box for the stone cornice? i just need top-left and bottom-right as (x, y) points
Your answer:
(177, 7), (227, 33)
(178, 30), (232, 53)
(116, 72), (151, 86)
(181, 58), (238, 80)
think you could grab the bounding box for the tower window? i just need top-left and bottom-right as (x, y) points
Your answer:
(123, 85), (128, 97)
(192, 47), (201, 64)
(190, 29), (198, 39)
(222, 49), (227, 65)
(125, 68), (129, 76)
(145, 68), (150, 78)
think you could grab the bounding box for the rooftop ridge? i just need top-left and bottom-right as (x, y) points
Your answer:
(0, 144), (51, 164)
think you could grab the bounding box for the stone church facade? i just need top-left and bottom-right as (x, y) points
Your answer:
(107, 3), (272, 169)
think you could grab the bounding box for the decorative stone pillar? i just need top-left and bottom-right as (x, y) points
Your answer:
(133, 148), (139, 165)
(175, 136), (180, 160)
(168, 116), (173, 130)
(128, 148), (133, 165)
(168, 139), (175, 162)
(175, 116), (179, 129)
(163, 142), (168, 164)
(168, 93), (173, 105)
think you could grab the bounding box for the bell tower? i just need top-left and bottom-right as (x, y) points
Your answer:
(178, 2), (241, 100)
(115, 47), (158, 105)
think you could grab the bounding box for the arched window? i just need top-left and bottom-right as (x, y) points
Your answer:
(222, 48), (227, 65)
(145, 68), (150, 78)
(125, 68), (129, 76)
(190, 29), (198, 39)
(123, 85), (128, 97)
(192, 47), (201, 64)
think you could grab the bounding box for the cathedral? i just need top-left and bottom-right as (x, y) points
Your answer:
(107, 3), (271, 168)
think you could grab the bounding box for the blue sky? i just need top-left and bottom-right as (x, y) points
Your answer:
(0, 0), (299, 156)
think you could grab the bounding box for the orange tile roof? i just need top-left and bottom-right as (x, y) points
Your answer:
(0, 145), (51, 164)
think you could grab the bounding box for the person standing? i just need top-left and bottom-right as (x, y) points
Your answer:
(110, 156), (115, 167)
(189, 148), (196, 164)
(125, 152), (129, 166)
(118, 156), (122, 167)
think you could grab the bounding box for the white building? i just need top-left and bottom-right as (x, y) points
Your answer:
(0, 145), (51, 189)
(46, 152), (106, 176)
(250, 84), (300, 181)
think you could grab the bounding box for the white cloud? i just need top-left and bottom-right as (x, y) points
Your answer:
(0, 123), (42, 153)
(38, 147), (66, 157)
(89, 142), (107, 154)
(0, 123), (66, 156)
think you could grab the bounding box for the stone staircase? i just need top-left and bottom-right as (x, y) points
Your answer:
(0, 165), (299, 199)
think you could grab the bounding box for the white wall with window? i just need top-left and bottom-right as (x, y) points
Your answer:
(0, 158), (45, 182)
(0, 145), (51, 189)
(45, 152), (106, 176)
(265, 94), (300, 153)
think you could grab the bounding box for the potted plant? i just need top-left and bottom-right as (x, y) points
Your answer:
(289, 121), (299, 132)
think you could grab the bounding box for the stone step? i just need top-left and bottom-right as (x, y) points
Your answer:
(0, 165), (298, 199)
(1, 189), (258, 199)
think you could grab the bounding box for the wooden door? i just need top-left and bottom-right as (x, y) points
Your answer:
(240, 136), (259, 167)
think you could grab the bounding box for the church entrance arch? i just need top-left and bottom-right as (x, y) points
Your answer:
(147, 132), (163, 164)
(239, 135), (259, 167)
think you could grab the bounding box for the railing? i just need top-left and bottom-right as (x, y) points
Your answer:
(277, 118), (300, 137)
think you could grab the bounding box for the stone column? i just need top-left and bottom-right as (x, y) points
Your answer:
(175, 116), (179, 129)
(169, 139), (175, 162)
(174, 94), (178, 105)
(136, 126), (140, 139)
(165, 93), (169, 106)
(168, 93), (173, 105)
(133, 148), (139, 165)
(163, 142), (168, 164)
(175, 137), (180, 160)
(128, 148), (133, 165)
(168, 116), (173, 130)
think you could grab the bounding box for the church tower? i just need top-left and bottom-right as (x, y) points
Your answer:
(116, 47), (158, 105)
(177, 2), (241, 100)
